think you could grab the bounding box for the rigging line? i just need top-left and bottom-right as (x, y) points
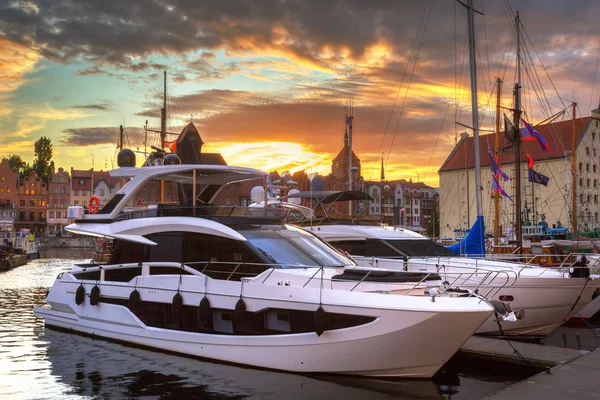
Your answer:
(589, 42), (600, 112)
(367, 0), (432, 182)
(385, 0), (434, 168)
(480, 0), (492, 89)
(423, 101), (452, 182)
(520, 21), (568, 113)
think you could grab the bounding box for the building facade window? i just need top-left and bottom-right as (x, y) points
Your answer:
(49, 211), (54, 218)
(53, 187), (57, 194)
(100, 189), (105, 196)
(74, 190), (79, 196)
(29, 200), (35, 207)
(61, 187), (66, 194)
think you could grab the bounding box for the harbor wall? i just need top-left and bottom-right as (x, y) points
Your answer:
(39, 236), (96, 249)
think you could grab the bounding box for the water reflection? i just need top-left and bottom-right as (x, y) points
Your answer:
(0, 250), (540, 399)
(42, 327), (444, 399)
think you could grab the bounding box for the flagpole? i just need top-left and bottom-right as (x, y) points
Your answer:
(531, 177), (535, 224)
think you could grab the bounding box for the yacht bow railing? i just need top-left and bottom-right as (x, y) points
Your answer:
(70, 260), (507, 302)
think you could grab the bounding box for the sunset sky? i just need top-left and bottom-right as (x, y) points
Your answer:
(1, 0), (599, 187)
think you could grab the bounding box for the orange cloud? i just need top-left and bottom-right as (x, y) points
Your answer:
(0, 37), (41, 118)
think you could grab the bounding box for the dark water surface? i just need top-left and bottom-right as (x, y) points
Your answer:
(0, 248), (544, 399)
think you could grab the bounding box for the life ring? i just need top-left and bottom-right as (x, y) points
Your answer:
(485, 239), (493, 253)
(88, 195), (100, 214)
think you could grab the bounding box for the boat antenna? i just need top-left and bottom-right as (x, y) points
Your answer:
(160, 70), (167, 149)
(118, 125), (124, 150)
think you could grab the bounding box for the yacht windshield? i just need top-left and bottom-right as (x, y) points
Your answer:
(365, 238), (457, 257)
(240, 225), (354, 268)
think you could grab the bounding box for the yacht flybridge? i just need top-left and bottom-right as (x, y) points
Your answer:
(305, 223), (600, 337)
(35, 158), (495, 378)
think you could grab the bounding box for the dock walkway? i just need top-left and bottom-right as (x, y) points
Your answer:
(485, 348), (600, 399)
(460, 336), (588, 368)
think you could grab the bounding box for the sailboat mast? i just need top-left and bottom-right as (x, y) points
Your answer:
(572, 102), (578, 239)
(513, 12), (523, 251)
(494, 78), (502, 248)
(467, 0), (483, 219)
(161, 70), (167, 149)
(347, 102), (353, 216)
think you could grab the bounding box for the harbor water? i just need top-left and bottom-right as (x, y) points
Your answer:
(0, 248), (594, 399)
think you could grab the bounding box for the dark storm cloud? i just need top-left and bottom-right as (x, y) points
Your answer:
(61, 126), (145, 146)
(1, 0), (598, 92)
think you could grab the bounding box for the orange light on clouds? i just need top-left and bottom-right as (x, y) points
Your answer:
(203, 141), (333, 175)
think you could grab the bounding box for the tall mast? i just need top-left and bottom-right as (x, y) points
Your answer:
(160, 70), (167, 149)
(572, 102), (578, 239)
(347, 102), (353, 216)
(380, 156), (384, 223)
(513, 12), (523, 251)
(494, 78), (502, 248)
(467, 0), (483, 219)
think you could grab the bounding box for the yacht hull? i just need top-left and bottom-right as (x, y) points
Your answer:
(354, 257), (600, 336)
(35, 274), (492, 378)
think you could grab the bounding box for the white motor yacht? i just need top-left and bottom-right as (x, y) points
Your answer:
(34, 158), (494, 379)
(305, 223), (600, 337)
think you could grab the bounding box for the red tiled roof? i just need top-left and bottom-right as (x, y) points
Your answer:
(439, 117), (591, 173)
(93, 170), (117, 189)
(366, 179), (433, 190)
(71, 168), (93, 178)
(332, 146), (360, 163)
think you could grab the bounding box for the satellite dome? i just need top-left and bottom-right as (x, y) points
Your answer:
(117, 149), (136, 168)
(251, 186), (265, 203)
(164, 153), (181, 165)
(287, 189), (301, 205)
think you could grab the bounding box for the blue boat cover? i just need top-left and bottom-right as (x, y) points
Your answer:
(445, 216), (485, 257)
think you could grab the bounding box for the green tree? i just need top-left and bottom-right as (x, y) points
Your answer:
(7, 154), (26, 175)
(33, 136), (53, 182)
(7, 154), (31, 179)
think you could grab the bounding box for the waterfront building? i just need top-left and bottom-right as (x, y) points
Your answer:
(47, 168), (70, 236)
(438, 108), (600, 240)
(0, 159), (18, 232)
(92, 170), (116, 207)
(15, 171), (48, 236)
(70, 168), (92, 208)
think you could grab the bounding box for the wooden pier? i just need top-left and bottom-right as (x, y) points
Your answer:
(0, 254), (27, 271)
